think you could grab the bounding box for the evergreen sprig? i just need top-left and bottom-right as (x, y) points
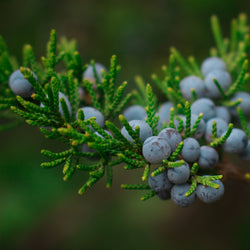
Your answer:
(1, 14), (250, 205)
(145, 83), (159, 135)
(210, 123), (234, 147)
(82, 55), (132, 121)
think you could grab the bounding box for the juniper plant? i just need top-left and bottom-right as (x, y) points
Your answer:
(0, 14), (250, 207)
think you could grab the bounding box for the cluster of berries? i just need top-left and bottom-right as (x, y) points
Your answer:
(6, 48), (250, 207)
(121, 57), (250, 207)
(9, 62), (106, 98)
(8, 63), (106, 124)
(3, 15), (250, 207)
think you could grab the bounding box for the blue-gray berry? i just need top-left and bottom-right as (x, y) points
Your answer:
(167, 161), (190, 184)
(158, 128), (182, 153)
(191, 98), (216, 121)
(123, 105), (147, 121)
(180, 76), (205, 100)
(230, 91), (250, 116)
(215, 106), (231, 123)
(148, 171), (173, 192)
(196, 179), (224, 203)
(223, 128), (248, 153)
(142, 136), (171, 164)
(181, 138), (200, 162)
(201, 57), (226, 76)
(83, 63), (107, 89)
(9, 69), (37, 98)
(205, 118), (228, 142)
(157, 190), (171, 200)
(239, 140), (250, 161)
(204, 70), (231, 99)
(157, 102), (173, 131)
(198, 146), (219, 170)
(121, 120), (152, 143)
(171, 183), (196, 207)
(77, 107), (105, 128)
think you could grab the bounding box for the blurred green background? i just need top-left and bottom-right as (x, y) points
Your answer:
(1, 0), (250, 249)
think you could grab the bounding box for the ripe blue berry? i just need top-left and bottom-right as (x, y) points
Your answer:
(158, 128), (182, 153)
(167, 161), (190, 184)
(148, 171), (173, 192)
(171, 183), (196, 207)
(9, 69), (37, 98)
(205, 118), (228, 142)
(223, 128), (248, 153)
(77, 107), (105, 128)
(123, 105), (147, 121)
(83, 63), (107, 88)
(157, 102), (173, 130)
(239, 140), (250, 161)
(180, 76), (205, 100)
(230, 91), (250, 116)
(142, 136), (171, 164)
(157, 190), (171, 200)
(215, 106), (231, 123)
(204, 70), (231, 98)
(191, 98), (216, 121)
(181, 138), (200, 162)
(121, 120), (152, 143)
(201, 57), (226, 76)
(196, 179), (224, 203)
(198, 146), (219, 170)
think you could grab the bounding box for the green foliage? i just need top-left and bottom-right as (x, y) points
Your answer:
(185, 175), (223, 197)
(184, 101), (191, 138)
(212, 121), (218, 139)
(151, 166), (166, 177)
(81, 56), (132, 121)
(1, 14), (250, 204)
(211, 14), (249, 75)
(169, 142), (184, 161)
(210, 123), (234, 147)
(151, 54), (186, 108)
(190, 113), (203, 137)
(0, 30), (137, 195)
(145, 84), (159, 136)
(140, 190), (156, 201)
(168, 107), (175, 129)
(175, 116), (184, 133)
(133, 76), (148, 107)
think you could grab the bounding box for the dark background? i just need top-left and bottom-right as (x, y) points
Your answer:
(0, 0), (250, 249)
